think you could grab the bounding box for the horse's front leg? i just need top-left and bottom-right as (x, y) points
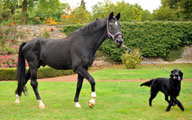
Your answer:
(74, 74), (84, 108)
(76, 67), (96, 108)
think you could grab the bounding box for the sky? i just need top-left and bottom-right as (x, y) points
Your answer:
(60, 0), (162, 13)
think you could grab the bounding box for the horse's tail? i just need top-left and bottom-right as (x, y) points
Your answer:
(15, 42), (27, 96)
(140, 79), (153, 87)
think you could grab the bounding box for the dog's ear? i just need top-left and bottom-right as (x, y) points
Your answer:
(179, 71), (183, 78)
(170, 73), (173, 79)
(170, 70), (175, 79)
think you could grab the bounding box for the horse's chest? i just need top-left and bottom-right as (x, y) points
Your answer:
(82, 55), (95, 66)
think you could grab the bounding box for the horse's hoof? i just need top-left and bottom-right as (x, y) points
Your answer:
(15, 100), (20, 104)
(75, 102), (81, 108)
(39, 103), (45, 109)
(15, 94), (20, 104)
(38, 100), (45, 109)
(88, 101), (94, 108)
(88, 99), (95, 108)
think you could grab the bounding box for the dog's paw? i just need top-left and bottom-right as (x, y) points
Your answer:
(166, 108), (170, 112)
(180, 107), (184, 111)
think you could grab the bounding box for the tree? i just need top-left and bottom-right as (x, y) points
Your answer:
(142, 10), (153, 21)
(92, 0), (145, 22)
(19, 0), (67, 24)
(17, 0), (39, 25)
(179, 0), (192, 20)
(158, 0), (192, 20)
(60, 0), (91, 24)
(153, 6), (177, 20)
(69, 6), (91, 24)
(80, 0), (86, 9)
(1, 0), (19, 14)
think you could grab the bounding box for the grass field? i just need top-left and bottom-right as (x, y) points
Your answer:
(0, 64), (192, 120)
(0, 81), (192, 120)
(91, 64), (192, 80)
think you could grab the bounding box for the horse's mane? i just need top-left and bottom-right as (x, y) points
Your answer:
(81, 18), (105, 35)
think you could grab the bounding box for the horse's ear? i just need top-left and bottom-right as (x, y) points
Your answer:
(109, 12), (114, 20)
(116, 13), (120, 20)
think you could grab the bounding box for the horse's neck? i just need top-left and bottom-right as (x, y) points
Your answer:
(86, 26), (107, 55)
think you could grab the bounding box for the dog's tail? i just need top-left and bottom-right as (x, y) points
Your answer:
(140, 79), (153, 87)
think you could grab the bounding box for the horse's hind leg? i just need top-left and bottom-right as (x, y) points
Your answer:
(15, 70), (31, 104)
(29, 65), (45, 109)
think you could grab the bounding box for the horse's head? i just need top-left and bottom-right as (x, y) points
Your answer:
(107, 12), (124, 48)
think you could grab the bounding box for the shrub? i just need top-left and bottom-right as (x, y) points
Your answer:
(43, 17), (57, 25)
(0, 54), (17, 68)
(62, 24), (84, 35)
(0, 22), (18, 47)
(0, 9), (11, 21)
(121, 49), (142, 69)
(41, 28), (50, 38)
(165, 47), (183, 61)
(61, 21), (192, 62)
(12, 8), (22, 24)
(0, 67), (74, 81)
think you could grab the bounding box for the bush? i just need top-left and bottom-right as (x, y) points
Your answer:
(164, 47), (183, 61)
(61, 21), (192, 62)
(62, 24), (84, 35)
(121, 49), (142, 69)
(0, 9), (11, 21)
(0, 67), (74, 81)
(12, 8), (22, 24)
(41, 28), (50, 38)
(0, 54), (17, 68)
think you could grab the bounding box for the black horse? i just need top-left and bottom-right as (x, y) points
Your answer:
(15, 12), (124, 108)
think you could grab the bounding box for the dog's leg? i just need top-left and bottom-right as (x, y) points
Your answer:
(165, 95), (169, 104)
(149, 90), (158, 106)
(164, 95), (176, 106)
(166, 100), (173, 112)
(171, 97), (184, 111)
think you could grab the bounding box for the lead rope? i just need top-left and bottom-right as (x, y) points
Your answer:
(122, 44), (171, 74)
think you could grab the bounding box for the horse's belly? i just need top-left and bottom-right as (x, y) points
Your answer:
(47, 63), (72, 70)
(42, 53), (72, 70)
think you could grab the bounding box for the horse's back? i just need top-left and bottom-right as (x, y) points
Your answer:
(22, 38), (70, 69)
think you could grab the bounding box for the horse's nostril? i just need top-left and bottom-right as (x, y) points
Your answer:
(117, 40), (122, 44)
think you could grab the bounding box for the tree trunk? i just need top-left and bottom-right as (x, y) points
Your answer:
(21, 0), (27, 25)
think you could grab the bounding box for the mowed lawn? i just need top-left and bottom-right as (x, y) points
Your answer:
(91, 64), (192, 80)
(0, 81), (192, 120)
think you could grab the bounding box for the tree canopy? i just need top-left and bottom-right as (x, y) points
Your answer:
(154, 0), (192, 20)
(0, 0), (191, 25)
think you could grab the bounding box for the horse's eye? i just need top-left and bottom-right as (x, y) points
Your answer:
(109, 23), (114, 28)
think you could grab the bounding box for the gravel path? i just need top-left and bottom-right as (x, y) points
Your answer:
(38, 74), (192, 82)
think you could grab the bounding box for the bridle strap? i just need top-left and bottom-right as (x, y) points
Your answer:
(107, 18), (123, 40)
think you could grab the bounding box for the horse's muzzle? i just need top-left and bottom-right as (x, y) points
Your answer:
(115, 37), (124, 48)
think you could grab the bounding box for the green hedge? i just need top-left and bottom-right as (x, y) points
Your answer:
(62, 21), (192, 61)
(0, 67), (74, 81)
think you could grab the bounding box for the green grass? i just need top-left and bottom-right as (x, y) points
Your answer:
(0, 81), (192, 120)
(91, 64), (192, 80)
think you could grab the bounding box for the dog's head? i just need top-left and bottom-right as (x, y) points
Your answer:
(170, 69), (183, 82)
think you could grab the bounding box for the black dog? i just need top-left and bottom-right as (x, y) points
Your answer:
(140, 69), (184, 112)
